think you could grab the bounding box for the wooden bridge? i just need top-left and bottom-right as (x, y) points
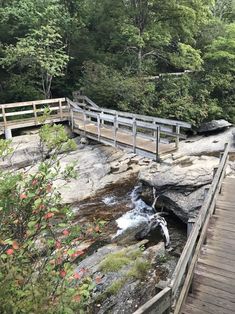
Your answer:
(1, 96), (235, 313)
(0, 96), (191, 160)
(134, 143), (235, 314)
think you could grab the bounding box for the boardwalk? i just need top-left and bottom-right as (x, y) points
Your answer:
(0, 96), (191, 159)
(181, 176), (235, 314)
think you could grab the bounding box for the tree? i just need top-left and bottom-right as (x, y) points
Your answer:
(1, 25), (69, 99)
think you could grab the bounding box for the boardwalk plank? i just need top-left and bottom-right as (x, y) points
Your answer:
(193, 281), (235, 303)
(186, 296), (233, 314)
(192, 290), (235, 311)
(196, 261), (235, 280)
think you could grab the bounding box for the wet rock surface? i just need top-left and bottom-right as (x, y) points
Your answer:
(198, 119), (232, 134)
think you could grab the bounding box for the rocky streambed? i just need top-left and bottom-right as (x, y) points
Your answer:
(1, 125), (235, 313)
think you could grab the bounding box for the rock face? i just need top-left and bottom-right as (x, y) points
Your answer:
(198, 119), (232, 134)
(139, 156), (219, 222)
(0, 134), (150, 204)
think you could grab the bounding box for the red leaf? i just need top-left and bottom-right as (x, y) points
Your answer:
(44, 212), (54, 220)
(20, 193), (27, 200)
(62, 229), (70, 236)
(55, 241), (62, 249)
(6, 248), (14, 255)
(59, 269), (66, 278)
(74, 272), (81, 280)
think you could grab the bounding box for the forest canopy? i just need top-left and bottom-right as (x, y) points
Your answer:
(0, 0), (234, 126)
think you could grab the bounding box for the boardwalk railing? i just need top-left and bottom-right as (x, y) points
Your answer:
(69, 96), (191, 158)
(133, 143), (230, 314)
(0, 96), (191, 158)
(0, 98), (69, 131)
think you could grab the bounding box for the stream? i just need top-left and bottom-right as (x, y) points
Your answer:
(72, 175), (187, 313)
(73, 174), (186, 260)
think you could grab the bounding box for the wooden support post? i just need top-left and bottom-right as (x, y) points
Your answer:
(97, 114), (101, 141)
(70, 109), (74, 131)
(155, 126), (160, 160)
(5, 128), (12, 139)
(2, 106), (7, 127)
(187, 217), (196, 293)
(59, 100), (63, 119)
(32, 102), (38, 125)
(203, 187), (209, 244)
(133, 118), (137, 153)
(113, 115), (117, 147)
(153, 121), (156, 137)
(83, 111), (87, 136)
(175, 124), (180, 149)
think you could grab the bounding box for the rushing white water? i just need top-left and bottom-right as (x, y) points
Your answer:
(102, 196), (117, 206)
(115, 185), (170, 246)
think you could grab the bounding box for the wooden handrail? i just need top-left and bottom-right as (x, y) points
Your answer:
(73, 98), (191, 129)
(134, 143), (230, 314)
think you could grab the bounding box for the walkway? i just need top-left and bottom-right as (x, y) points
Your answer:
(181, 176), (235, 314)
(0, 96), (191, 160)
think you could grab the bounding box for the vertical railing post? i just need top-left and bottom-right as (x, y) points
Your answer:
(187, 217), (196, 293)
(83, 110), (87, 136)
(175, 124), (180, 149)
(155, 126), (160, 160)
(70, 109), (74, 131)
(101, 110), (104, 126)
(97, 113), (101, 141)
(32, 102), (38, 125)
(113, 115), (117, 147)
(59, 100), (63, 119)
(133, 118), (137, 153)
(2, 106), (7, 127)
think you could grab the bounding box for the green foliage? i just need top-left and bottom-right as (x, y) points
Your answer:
(127, 259), (151, 279)
(0, 124), (103, 313)
(0, 0), (234, 125)
(104, 278), (126, 295)
(99, 250), (131, 272)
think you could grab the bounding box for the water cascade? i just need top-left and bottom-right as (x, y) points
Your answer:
(113, 185), (170, 246)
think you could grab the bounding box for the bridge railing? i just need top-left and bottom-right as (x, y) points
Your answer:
(133, 143), (230, 314)
(70, 96), (191, 158)
(0, 98), (69, 130)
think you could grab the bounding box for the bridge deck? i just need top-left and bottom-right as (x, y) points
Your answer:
(74, 121), (176, 156)
(181, 176), (235, 314)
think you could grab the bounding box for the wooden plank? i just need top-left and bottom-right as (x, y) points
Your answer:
(1, 106), (7, 127)
(197, 257), (235, 275)
(194, 270), (235, 290)
(181, 303), (212, 314)
(201, 246), (235, 261)
(32, 102), (38, 125)
(59, 100), (63, 119)
(0, 98), (66, 108)
(193, 281), (235, 303)
(193, 273), (235, 294)
(196, 261), (235, 280)
(0, 106), (68, 118)
(133, 287), (171, 314)
(207, 228), (235, 241)
(192, 290), (235, 311)
(186, 296), (233, 314)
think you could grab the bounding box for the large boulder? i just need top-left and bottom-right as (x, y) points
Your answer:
(198, 119), (232, 134)
(139, 156), (219, 222)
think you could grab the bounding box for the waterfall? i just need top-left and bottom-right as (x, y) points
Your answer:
(114, 185), (170, 246)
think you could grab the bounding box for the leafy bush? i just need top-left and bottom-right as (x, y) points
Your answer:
(0, 124), (103, 313)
